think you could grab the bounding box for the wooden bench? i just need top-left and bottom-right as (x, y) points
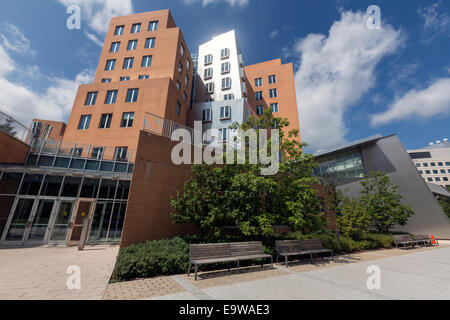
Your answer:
(393, 235), (418, 248)
(414, 234), (438, 247)
(188, 242), (273, 280)
(275, 239), (334, 267)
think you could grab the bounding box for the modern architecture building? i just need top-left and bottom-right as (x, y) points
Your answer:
(314, 134), (450, 239)
(0, 10), (301, 248)
(408, 139), (450, 188)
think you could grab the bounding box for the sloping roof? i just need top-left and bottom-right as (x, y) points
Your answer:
(314, 134), (383, 158)
(427, 183), (450, 198)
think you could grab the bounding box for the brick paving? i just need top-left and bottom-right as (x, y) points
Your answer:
(0, 245), (118, 300)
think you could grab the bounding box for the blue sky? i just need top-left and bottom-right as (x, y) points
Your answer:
(0, 0), (449, 152)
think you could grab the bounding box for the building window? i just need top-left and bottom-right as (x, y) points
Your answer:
(78, 115), (91, 130)
(221, 48), (230, 59)
(105, 59), (116, 71)
(145, 37), (155, 49)
(114, 26), (124, 36)
(415, 163), (421, 167)
(436, 177), (441, 182)
(220, 106), (231, 120)
(423, 163), (429, 167)
(72, 148), (83, 158)
(269, 88), (278, 98)
(256, 91), (263, 100)
(178, 61), (183, 73)
(224, 94), (234, 101)
(444, 177), (449, 182)
(438, 162), (443, 166)
(176, 101), (181, 116)
(91, 147), (104, 160)
(131, 23), (141, 34)
(206, 82), (214, 94)
(115, 147), (128, 161)
(255, 78), (262, 87)
(427, 178), (433, 182)
(187, 59), (190, 69)
(183, 92), (187, 101)
(180, 44), (185, 56)
(268, 74), (277, 84)
(101, 78), (112, 83)
(185, 75), (189, 87)
(446, 162), (450, 166)
(221, 62), (231, 74)
(204, 68), (213, 80)
(148, 21), (158, 31)
(110, 42), (120, 53)
(127, 40), (138, 51)
(256, 105), (264, 116)
(176, 81), (181, 91)
(202, 109), (212, 122)
(142, 55), (152, 67)
(425, 170), (431, 174)
(123, 57), (134, 69)
(99, 114), (113, 129)
(441, 170), (446, 174)
(138, 75), (149, 80)
(105, 90), (118, 104)
(120, 76), (130, 81)
(219, 128), (228, 142)
(222, 77), (231, 90)
(270, 103), (279, 113)
(84, 92), (98, 106)
(125, 88), (139, 103)
(431, 162), (436, 167)
(204, 54), (213, 65)
(121, 112), (134, 127)
(419, 170), (423, 174)
(433, 170), (438, 174)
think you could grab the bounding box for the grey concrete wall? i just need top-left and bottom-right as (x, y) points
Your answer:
(337, 135), (450, 239)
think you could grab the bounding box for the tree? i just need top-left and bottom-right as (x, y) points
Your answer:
(171, 110), (326, 238)
(337, 197), (371, 240)
(0, 118), (17, 137)
(359, 172), (414, 234)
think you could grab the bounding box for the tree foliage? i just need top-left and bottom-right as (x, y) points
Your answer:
(0, 118), (17, 137)
(171, 110), (326, 238)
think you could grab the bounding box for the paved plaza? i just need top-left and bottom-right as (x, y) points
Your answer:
(0, 245), (118, 300)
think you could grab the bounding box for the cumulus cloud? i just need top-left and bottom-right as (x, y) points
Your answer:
(56, 0), (133, 44)
(370, 78), (450, 126)
(418, 0), (450, 42)
(293, 10), (404, 150)
(0, 25), (93, 125)
(183, 0), (250, 7)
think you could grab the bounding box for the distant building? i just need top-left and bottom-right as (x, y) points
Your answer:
(314, 134), (450, 239)
(408, 139), (450, 188)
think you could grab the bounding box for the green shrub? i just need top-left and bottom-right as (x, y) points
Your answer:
(112, 238), (190, 281)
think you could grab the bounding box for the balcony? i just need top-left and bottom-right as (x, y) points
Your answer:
(0, 110), (30, 144)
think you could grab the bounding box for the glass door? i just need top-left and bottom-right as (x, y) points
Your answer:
(25, 199), (55, 243)
(48, 201), (75, 243)
(2, 198), (36, 243)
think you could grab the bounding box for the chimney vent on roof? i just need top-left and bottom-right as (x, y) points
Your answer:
(436, 140), (441, 144)
(429, 142), (434, 146)
(444, 138), (449, 143)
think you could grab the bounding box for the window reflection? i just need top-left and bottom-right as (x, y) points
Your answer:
(315, 151), (365, 179)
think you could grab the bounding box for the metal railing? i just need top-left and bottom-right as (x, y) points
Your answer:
(0, 110), (30, 144)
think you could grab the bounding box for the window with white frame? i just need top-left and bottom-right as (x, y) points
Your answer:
(204, 54), (213, 65)
(78, 115), (91, 130)
(255, 78), (262, 87)
(219, 128), (228, 142)
(176, 81), (181, 91)
(131, 23), (141, 34)
(202, 109), (212, 122)
(204, 68), (213, 80)
(99, 114), (113, 129)
(180, 44), (185, 56)
(125, 88), (139, 103)
(187, 59), (190, 69)
(105, 59), (116, 71)
(148, 21), (158, 31)
(101, 78), (112, 83)
(142, 55), (152, 67)
(105, 90), (118, 104)
(114, 25), (124, 36)
(270, 103), (279, 113)
(115, 147), (128, 161)
(221, 48), (230, 59)
(138, 75), (149, 80)
(178, 61), (183, 73)
(91, 147), (104, 160)
(220, 105), (231, 120)
(224, 94), (234, 101)
(123, 57), (134, 69)
(256, 105), (264, 116)
(221, 62), (230, 74)
(120, 76), (130, 81)
(268, 74), (277, 84)
(185, 75), (189, 87)
(84, 92), (98, 106)
(110, 42), (120, 53)
(145, 37), (155, 49)
(269, 88), (278, 98)
(255, 91), (263, 100)
(127, 40), (138, 51)
(121, 112), (134, 127)
(206, 82), (214, 94)
(222, 77), (231, 90)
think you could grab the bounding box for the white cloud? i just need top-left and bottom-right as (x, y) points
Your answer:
(418, 1), (450, 42)
(370, 78), (450, 126)
(0, 27), (93, 125)
(85, 32), (104, 47)
(0, 23), (35, 55)
(183, 0), (250, 7)
(269, 30), (278, 39)
(293, 11), (403, 150)
(56, 0), (133, 44)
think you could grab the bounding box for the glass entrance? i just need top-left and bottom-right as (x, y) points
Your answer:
(26, 199), (55, 242)
(49, 201), (75, 242)
(4, 198), (35, 241)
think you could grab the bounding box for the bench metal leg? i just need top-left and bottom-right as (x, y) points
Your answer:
(188, 263), (192, 276)
(237, 260), (240, 272)
(310, 253), (313, 263)
(276, 254), (279, 264)
(331, 251), (334, 261)
(285, 255), (288, 267)
(270, 256), (273, 269)
(195, 265), (198, 281)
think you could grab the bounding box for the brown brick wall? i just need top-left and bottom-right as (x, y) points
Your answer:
(0, 131), (29, 164)
(120, 131), (196, 248)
